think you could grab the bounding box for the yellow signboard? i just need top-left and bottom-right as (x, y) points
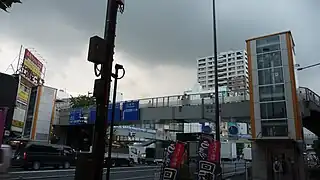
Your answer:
(17, 83), (30, 104)
(22, 49), (43, 78)
(12, 119), (24, 128)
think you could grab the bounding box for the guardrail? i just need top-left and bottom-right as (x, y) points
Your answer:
(299, 87), (320, 107)
(137, 89), (249, 108)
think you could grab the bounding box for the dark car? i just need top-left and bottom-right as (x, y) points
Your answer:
(12, 142), (76, 170)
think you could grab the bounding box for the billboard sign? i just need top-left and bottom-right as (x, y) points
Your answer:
(21, 49), (44, 85)
(108, 103), (121, 122)
(22, 49), (43, 78)
(11, 107), (26, 132)
(237, 123), (248, 135)
(89, 103), (121, 124)
(69, 108), (84, 125)
(122, 100), (139, 121)
(17, 83), (30, 105)
(228, 122), (239, 137)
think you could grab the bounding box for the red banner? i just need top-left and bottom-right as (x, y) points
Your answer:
(208, 141), (221, 163)
(169, 141), (185, 168)
(161, 141), (186, 180)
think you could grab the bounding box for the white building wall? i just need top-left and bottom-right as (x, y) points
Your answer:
(33, 86), (57, 141)
(197, 50), (248, 91)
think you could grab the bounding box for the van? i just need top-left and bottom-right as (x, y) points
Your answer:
(12, 142), (76, 170)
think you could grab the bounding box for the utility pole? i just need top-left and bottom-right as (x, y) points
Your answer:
(212, 0), (222, 179)
(85, 0), (124, 180)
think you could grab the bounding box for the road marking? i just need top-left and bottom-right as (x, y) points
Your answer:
(112, 175), (154, 180)
(9, 166), (159, 174)
(9, 170), (158, 180)
(9, 169), (246, 180)
(106, 169), (157, 174)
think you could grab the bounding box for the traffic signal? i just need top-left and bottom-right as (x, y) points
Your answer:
(0, 0), (22, 12)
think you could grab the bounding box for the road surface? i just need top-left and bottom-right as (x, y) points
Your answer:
(6, 162), (249, 180)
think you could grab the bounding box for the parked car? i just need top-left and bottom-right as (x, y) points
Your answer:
(11, 141), (76, 170)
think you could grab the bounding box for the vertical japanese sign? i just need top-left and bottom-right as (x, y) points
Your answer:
(197, 134), (220, 180)
(161, 141), (186, 180)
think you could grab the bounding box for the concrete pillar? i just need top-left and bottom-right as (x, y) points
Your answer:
(251, 142), (268, 180)
(252, 140), (307, 180)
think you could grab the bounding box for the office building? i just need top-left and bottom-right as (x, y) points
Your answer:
(197, 50), (249, 92)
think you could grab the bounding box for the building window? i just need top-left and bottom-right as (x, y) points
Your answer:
(260, 101), (287, 119)
(237, 66), (244, 69)
(258, 67), (283, 85)
(198, 63), (206, 67)
(256, 35), (280, 47)
(259, 84), (285, 102)
(256, 44), (280, 54)
(261, 120), (288, 137)
(257, 51), (282, 69)
(261, 123), (288, 137)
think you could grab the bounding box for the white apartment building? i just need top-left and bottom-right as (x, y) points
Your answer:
(197, 50), (249, 93)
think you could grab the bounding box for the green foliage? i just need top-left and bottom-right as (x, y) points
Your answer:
(70, 94), (95, 108)
(0, 0), (22, 12)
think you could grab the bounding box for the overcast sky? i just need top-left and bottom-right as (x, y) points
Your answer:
(0, 0), (319, 100)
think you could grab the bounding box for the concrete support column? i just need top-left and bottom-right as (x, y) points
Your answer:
(252, 141), (307, 180)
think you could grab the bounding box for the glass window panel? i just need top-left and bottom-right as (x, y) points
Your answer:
(261, 124), (288, 137)
(256, 35), (280, 47)
(259, 84), (285, 102)
(257, 51), (282, 69)
(260, 101), (287, 119)
(256, 44), (280, 54)
(258, 68), (284, 85)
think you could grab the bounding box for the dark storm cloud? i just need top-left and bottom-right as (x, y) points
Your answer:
(2, 0), (319, 66)
(1, 0), (320, 92)
(46, 0), (320, 67)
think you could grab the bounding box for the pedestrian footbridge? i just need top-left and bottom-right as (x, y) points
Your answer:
(56, 87), (320, 136)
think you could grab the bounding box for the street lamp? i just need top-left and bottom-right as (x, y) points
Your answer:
(296, 62), (320, 71)
(212, 0), (222, 179)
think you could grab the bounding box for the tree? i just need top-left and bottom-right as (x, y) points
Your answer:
(70, 94), (95, 108)
(0, 0), (21, 12)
